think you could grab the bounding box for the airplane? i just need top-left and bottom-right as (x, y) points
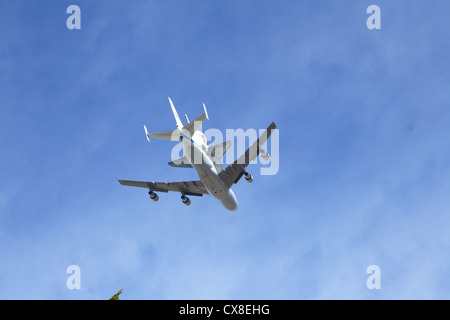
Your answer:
(118, 97), (277, 211)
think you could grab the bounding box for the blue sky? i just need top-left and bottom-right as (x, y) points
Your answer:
(1, 0), (450, 299)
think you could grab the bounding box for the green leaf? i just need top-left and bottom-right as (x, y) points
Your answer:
(109, 289), (123, 300)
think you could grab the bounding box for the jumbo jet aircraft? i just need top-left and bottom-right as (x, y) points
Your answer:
(118, 98), (276, 211)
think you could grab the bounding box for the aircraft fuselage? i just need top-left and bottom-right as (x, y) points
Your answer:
(180, 129), (238, 211)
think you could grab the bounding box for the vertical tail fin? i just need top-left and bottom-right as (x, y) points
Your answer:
(168, 97), (183, 128)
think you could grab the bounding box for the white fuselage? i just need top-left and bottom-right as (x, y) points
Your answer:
(179, 129), (238, 211)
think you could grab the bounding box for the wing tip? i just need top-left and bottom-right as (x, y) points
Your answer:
(143, 125), (151, 142)
(203, 103), (209, 121)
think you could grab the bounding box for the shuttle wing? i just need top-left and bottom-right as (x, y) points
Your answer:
(118, 179), (209, 197)
(181, 103), (209, 137)
(218, 122), (277, 188)
(168, 156), (192, 168)
(182, 112), (207, 137)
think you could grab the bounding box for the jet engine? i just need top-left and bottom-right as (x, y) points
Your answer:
(244, 172), (253, 183)
(181, 195), (191, 206)
(260, 149), (270, 161)
(148, 191), (159, 202)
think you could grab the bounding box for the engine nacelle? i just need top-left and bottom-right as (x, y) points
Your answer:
(181, 195), (191, 206)
(149, 191), (159, 202)
(244, 172), (253, 183)
(260, 149), (270, 161)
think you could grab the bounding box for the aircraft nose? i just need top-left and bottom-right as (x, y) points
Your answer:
(223, 201), (238, 211)
(227, 202), (238, 211)
(221, 190), (238, 211)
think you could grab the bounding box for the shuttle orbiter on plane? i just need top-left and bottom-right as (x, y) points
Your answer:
(118, 98), (276, 211)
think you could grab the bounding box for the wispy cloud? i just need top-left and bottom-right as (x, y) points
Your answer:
(1, 0), (450, 299)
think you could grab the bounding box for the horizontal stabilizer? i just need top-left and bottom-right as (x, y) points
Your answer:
(147, 130), (180, 141)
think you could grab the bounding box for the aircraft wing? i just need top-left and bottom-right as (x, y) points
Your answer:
(183, 112), (207, 137)
(118, 179), (209, 197)
(168, 156), (192, 168)
(209, 140), (231, 161)
(218, 122), (277, 188)
(182, 104), (209, 137)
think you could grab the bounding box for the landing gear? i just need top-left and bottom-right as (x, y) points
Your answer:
(148, 190), (159, 202)
(181, 195), (191, 206)
(244, 172), (253, 183)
